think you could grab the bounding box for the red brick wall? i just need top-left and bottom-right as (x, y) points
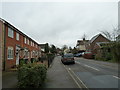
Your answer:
(5, 25), (16, 69)
(90, 35), (110, 53)
(5, 24), (40, 70)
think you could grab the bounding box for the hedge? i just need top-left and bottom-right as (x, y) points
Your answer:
(17, 63), (47, 88)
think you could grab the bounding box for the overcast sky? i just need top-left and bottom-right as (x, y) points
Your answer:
(1, 1), (118, 48)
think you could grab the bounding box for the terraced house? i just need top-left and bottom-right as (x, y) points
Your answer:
(0, 18), (41, 71)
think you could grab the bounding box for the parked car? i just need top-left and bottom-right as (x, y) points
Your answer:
(83, 52), (94, 59)
(74, 53), (82, 57)
(81, 52), (85, 56)
(61, 53), (75, 64)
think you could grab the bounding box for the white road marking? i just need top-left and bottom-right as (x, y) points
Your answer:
(84, 64), (99, 71)
(69, 68), (88, 89)
(68, 68), (71, 70)
(76, 61), (99, 71)
(113, 76), (120, 79)
(75, 61), (81, 64)
(64, 66), (81, 88)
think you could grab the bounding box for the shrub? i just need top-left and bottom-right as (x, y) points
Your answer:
(19, 59), (26, 66)
(17, 63), (47, 88)
(31, 58), (38, 63)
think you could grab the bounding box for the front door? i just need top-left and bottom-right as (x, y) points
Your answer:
(16, 53), (19, 65)
(16, 46), (20, 65)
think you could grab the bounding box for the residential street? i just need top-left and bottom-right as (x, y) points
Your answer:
(2, 56), (119, 89)
(45, 56), (119, 89)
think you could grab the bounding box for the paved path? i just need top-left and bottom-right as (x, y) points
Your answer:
(44, 56), (78, 88)
(2, 71), (17, 88)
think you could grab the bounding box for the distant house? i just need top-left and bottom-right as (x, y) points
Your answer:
(86, 34), (110, 54)
(76, 38), (89, 53)
(39, 44), (46, 52)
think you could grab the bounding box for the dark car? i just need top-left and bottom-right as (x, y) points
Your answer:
(74, 53), (82, 57)
(61, 53), (75, 64)
(83, 52), (94, 59)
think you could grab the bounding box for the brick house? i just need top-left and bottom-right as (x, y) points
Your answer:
(86, 34), (110, 54)
(0, 18), (41, 70)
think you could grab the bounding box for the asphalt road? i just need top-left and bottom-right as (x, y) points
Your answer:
(45, 56), (119, 89)
(64, 57), (120, 89)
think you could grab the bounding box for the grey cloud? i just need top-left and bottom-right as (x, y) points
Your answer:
(2, 2), (118, 48)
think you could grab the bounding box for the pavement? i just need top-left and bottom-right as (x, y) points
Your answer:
(2, 70), (18, 88)
(44, 56), (78, 88)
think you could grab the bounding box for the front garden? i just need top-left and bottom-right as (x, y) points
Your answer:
(95, 42), (120, 63)
(17, 53), (55, 88)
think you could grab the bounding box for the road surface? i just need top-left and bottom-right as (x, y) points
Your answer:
(46, 56), (119, 89)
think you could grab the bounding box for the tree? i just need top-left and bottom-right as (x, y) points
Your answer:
(45, 43), (49, 53)
(71, 47), (78, 54)
(61, 45), (68, 51)
(69, 46), (72, 53)
(50, 45), (57, 54)
(100, 27), (120, 62)
(101, 26), (120, 41)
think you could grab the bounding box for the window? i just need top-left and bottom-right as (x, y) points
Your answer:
(8, 27), (14, 38)
(33, 42), (34, 47)
(16, 32), (19, 41)
(8, 47), (14, 59)
(31, 41), (32, 46)
(28, 39), (29, 45)
(24, 37), (26, 44)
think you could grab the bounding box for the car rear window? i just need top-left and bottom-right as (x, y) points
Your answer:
(64, 54), (74, 58)
(85, 52), (92, 54)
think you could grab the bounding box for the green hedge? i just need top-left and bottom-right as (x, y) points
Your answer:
(17, 64), (47, 88)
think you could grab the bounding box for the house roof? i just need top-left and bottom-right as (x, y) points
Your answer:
(39, 44), (46, 48)
(0, 18), (39, 45)
(90, 34), (101, 43)
(77, 40), (89, 46)
(89, 33), (110, 43)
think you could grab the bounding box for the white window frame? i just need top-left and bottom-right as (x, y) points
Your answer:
(7, 47), (14, 59)
(31, 41), (32, 46)
(28, 39), (29, 45)
(24, 37), (26, 44)
(16, 32), (19, 41)
(8, 27), (14, 38)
